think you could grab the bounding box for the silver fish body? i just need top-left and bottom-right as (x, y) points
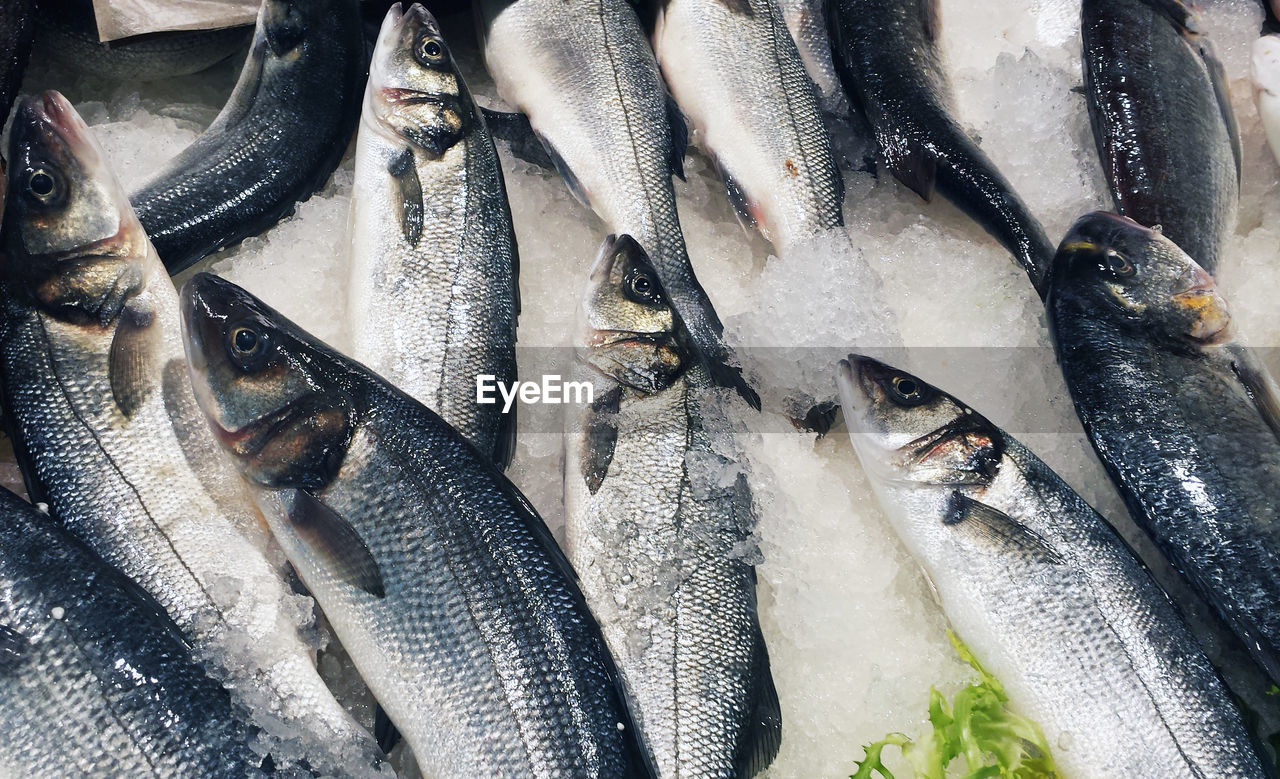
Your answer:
(653, 0), (843, 251)
(0, 487), (265, 778)
(839, 356), (1268, 779)
(349, 4), (518, 468)
(181, 272), (656, 778)
(777, 0), (843, 111)
(479, 0), (754, 405)
(0, 91), (380, 776)
(566, 236), (780, 777)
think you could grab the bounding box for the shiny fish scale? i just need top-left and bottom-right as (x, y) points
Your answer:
(349, 94), (516, 465)
(258, 378), (645, 777)
(567, 365), (772, 776)
(0, 488), (262, 777)
(480, 0), (731, 377)
(654, 0), (842, 251)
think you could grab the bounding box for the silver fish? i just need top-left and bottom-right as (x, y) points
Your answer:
(777, 0), (844, 112)
(0, 91), (381, 776)
(349, 3), (518, 468)
(653, 0), (843, 252)
(838, 354), (1268, 779)
(566, 235), (780, 777)
(181, 272), (656, 778)
(478, 0), (756, 406)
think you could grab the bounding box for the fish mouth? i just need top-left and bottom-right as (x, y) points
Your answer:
(836, 354), (883, 419)
(1170, 264), (1231, 343)
(588, 329), (670, 349)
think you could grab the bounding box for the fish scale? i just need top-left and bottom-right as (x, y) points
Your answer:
(349, 3), (518, 469)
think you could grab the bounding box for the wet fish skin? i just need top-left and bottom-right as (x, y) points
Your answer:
(566, 235), (779, 777)
(0, 487), (265, 778)
(827, 0), (1054, 292)
(1047, 211), (1280, 685)
(130, 0), (365, 274)
(838, 355), (1269, 779)
(777, 0), (844, 112)
(478, 0), (757, 407)
(349, 3), (518, 469)
(1082, 0), (1240, 273)
(0, 0), (35, 129)
(653, 0), (843, 252)
(181, 271), (656, 778)
(0, 91), (381, 775)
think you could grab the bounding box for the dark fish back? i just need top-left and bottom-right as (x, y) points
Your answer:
(0, 0), (35, 128)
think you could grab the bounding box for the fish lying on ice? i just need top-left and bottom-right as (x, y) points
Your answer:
(349, 3), (519, 469)
(827, 0), (1055, 292)
(838, 355), (1269, 779)
(181, 271), (657, 778)
(130, 0), (365, 274)
(1082, 0), (1240, 273)
(0, 90), (382, 775)
(566, 235), (780, 777)
(1047, 211), (1280, 685)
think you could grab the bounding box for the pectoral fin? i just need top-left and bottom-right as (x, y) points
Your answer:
(1230, 346), (1280, 443)
(581, 386), (621, 494)
(109, 307), (160, 419)
(883, 139), (938, 202)
(666, 94), (689, 180)
(943, 491), (1063, 565)
(1200, 38), (1242, 186)
(388, 147), (424, 247)
(481, 108), (555, 170)
(286, 489), (386, 598)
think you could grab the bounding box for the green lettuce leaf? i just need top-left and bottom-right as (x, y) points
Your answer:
(851, 632), (1059, 779)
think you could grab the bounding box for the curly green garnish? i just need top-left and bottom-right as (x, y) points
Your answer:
(851, 632), (1060, 779)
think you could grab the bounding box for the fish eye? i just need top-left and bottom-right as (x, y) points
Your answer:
(227, 325), (268, 369)
(622, 266), (663, 306)
(1102, 249), (1134, 277)
(25, 168), (58, 202)
(887, 374), (931, 406)
(415, 36), (445, 65)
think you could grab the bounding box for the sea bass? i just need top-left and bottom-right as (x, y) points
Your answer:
(653, 0), (843, 253)
(131, 0), (365, 273)
(828, 0), (1054, 292)
(1082, 0), (1240, 273)
(0, 91), (381, 775)
(838, 355), (1268, 779)
(1047, 211), (1280, 684)
(349, 3), (518, 468)
(0, 486), (266, 778)
(566, 235), (779, 777)
(778, 0), (844, 112)
(181, 272), (656, 778)
(478, 0), (756, 406)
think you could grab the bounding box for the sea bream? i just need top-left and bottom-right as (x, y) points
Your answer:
(131, 0), (365, 273)
(0, 487), (266, 778)
(1047, 212), (1280, 685)
(181, 272), (656, 778)
(0, 91), (382, 775)
(349, 3), (518, 469)
(1082, 0), (1240, 273)
(838, 355), (1268, 779)
(652, 0), (844, 253)
(478, 0), (756, 405)
(827, 0), (1054, 292)
(566, 235), (780, 777)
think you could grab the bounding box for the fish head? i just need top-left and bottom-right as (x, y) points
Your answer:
(837, 356), (1003, 486)
(1048, 212), (1231, 345)
(1, 90), (151, 325)
(181, 273), (356, 491)
(366, 3), (474, 158)
(580, 234), (687, 393)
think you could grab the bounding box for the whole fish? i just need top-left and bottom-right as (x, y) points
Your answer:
(0, 91), (381, 775)
(828, 0), (1054, 292)
(180, 271), (656, 778)
(130, 0), (365, 274)
(566, 235), (780, 777)
(349, 3), (518, 468)
(478, 0), (756, 406)
(778, 0), (844, 112)
(1047, 211), (1280, 684)
(838, 355), (1268, 779)
(652, 0), (843, 253)
(0, 487), (265, 777)
(1082, 0), (1240, 273)
(1, 0), (35, 129)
